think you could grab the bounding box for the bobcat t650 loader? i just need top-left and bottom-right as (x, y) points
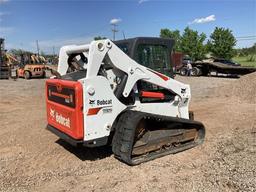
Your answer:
(46, 37), (205, 165)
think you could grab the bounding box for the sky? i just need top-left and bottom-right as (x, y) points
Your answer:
(0, 0), (256, 54)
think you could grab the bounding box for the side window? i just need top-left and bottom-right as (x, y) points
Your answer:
(137, 46), (151, 68)
(117, 43), (129, 55)
(136, 44), (169, 70)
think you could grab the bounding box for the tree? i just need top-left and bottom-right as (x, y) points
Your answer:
(160, 28), (181, 51)
(207, 27), (236, 59)
(40, 50), (46, 56)
(180, 27), (207, 61)
(9, 49), (24, 55)
(94, 36), (107, 40)
(9, 49), (33, 56)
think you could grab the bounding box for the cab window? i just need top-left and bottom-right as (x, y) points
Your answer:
(117, 43), (129, 55)
(136, 44), (169, 70)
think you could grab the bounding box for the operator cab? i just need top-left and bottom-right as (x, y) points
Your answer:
(114, 37), (175, 78)
(113, 37), (175, 104)
(62, 37), (175, 79)
(60, 37), (176, 104)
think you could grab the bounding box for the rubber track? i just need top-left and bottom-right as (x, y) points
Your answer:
(112, 110), (205, 165)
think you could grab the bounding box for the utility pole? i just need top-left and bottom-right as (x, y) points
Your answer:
(52, 46), (55, 56)
(36, 40), (40, 56)
(122, 31), (126, 40)
(111, 23), (118, 41)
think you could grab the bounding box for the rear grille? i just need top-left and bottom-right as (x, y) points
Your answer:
(47, 84), (76, 108)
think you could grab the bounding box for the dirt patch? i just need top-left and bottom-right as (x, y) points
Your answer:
(0, 76), (255, 192)
(217, 72), (256, 104)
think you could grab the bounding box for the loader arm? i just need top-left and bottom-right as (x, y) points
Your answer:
(57, 39), (190, 118)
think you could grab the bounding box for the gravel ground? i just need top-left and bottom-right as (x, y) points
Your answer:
(0, 74), (255, 192)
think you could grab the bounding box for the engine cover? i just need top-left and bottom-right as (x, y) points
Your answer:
(46, 79), (84, 140)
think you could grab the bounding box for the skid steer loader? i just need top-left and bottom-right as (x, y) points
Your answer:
(46, 37), (205, 165)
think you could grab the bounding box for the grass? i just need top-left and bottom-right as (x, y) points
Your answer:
(233, 55), (256, 67)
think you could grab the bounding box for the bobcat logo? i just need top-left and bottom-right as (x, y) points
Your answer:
(181, 88), (186, 94)
(50, 108), (55, 118)
(89, 100), (95, 105)
(49, 108), (70, 128)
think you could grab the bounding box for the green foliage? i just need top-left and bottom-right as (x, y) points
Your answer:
(236, 43), (256, 56)
(160, 28), (181, 51)
(40, 51), (46, 56)
(207, 27), (236, 60)
(246, 54), (255, 62)
(9, 49), (33, 55)
(180, 27), (207, 61)
(94, 36), (107, 40)
(233, 55), (256, 67)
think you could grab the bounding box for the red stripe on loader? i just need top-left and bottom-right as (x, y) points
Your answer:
(147, 69), (169, 81)
(140, 91), (165, 100)
(87, 107), (102, 116)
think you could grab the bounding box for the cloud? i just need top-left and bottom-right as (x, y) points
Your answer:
(138, 0), (149, 4)
(0, 26), (14, 39)
(0, 11), (12, 34)
(110, 18), (122, 25)
(189, 15), (216, 24)
(0, 12), (10, 22)
(0, 26), (13, 33)
(0, 12), (10, 16)
(0, 0), (10, 3)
